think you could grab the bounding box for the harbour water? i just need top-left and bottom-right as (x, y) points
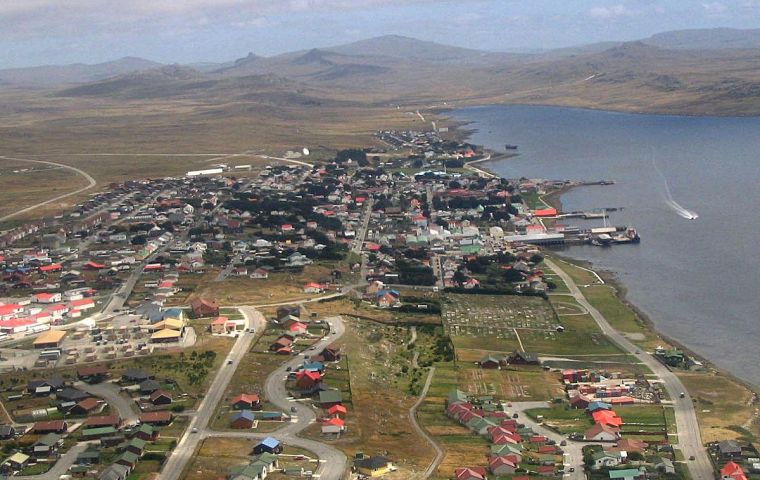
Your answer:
(451, 105), (760, 388)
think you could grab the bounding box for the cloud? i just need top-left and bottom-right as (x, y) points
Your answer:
(588, 4), (634, 19)
(0, 0), (454, 39)
(701, 1), (728, 14)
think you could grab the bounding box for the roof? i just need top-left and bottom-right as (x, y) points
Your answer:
(258, 436), (280, 449)
(99, 464), (130, 480)
(356, 456), (390, 470)
(231, 393), (260, 405)
(608, 468), (644, 479)
(33, 329), (66, 345)
(327, 404), (347, 415)
(139, 411), (172, 423)
(6, 452), (30, 464)
(231, 410), (256, 422)
(318, 389), (343, 404)
(151, 328), (181, 340)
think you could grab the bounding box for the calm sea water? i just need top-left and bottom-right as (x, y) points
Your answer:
(451, 105), (760, 387)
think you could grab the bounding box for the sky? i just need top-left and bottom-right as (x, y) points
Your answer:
(1, 0), (759, 68)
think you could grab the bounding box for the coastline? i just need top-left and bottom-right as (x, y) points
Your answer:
(447, 117), (760, 419)
(539, 183), (760, 399)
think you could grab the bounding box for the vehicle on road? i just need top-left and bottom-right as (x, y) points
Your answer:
(680, 392), (686, 398)
(191, 428), (198, 433)
(227, 360), (233, 365)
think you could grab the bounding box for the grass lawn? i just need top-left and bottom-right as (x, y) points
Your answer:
(677, 371), (759, 442)
(457, 364), (563, 401)
(191, 264), (337, 306)
(298, 317), (435, 477)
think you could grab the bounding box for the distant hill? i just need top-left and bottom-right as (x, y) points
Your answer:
(324, 34), (517, 63)
(0, 57), (162, 87)
(643, 28), (760, 50)
(58, 65), (207, 98)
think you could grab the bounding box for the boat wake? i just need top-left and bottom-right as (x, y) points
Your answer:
(651, 150), (699, 220)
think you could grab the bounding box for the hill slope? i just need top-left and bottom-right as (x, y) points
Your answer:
(0, 57), (162, 87)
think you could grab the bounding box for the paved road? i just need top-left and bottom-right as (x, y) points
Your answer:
(77, 380), (139, 424)
(160, 307), (264, 480)
(509, 401), (587, 480)
(545, 258), (712, 480)
(0, 155), (97, 223)
(410, 366), (444, 479)
(170, 315), (349, 480)
(15, 442), (90, 480)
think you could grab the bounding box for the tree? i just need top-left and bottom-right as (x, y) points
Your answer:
(335, 149), (367, 164)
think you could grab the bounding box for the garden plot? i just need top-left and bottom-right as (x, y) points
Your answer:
(442, 294), (557, 338)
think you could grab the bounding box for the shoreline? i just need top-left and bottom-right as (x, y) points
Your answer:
(539, 180), (760, 397)
(446, 115), (760, 400)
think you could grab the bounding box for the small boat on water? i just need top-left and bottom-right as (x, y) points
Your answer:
(505, 144), (519, 150)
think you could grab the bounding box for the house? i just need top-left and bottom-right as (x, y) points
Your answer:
(231, 393), (261, 411)
(121, 437), (147, 456)
(356, 456), (394, 477)
(2, 452), (30, 471)
(149, 390), (173, 405)
(138, 410), (173, 426)
(489, 455), (517, 475)
(139, 379), (161, 395)
(586, 401), (612, 413)
(479, 355), (504, 369)
(130, 424), (158, 442)
(317, 344), (341, 362)
(592, 409), (623, 428)
(569, 394), (591, 409)
(75, 449), (101, 466)
(721, 461), (749, 480)
(327, 404), (347, 417)
(507, 350), (540, 365)
(303, 282), (323, 294)
(537, 465), (557, 476)
(32, 329), (66, 349)
(318, 389), (343, 407)
(321, 417), (345, 434)
(190, 297), (219, 318)
(295, 370), (322, 395)
(253, 437), (283, 454)
(269, 335), (293, 353)
(0, 425), (16, 439)
(608, 468), (646, 480)
(81, 426), (119, 440)
(250, 268), (269, 279)
(718, 440), (743, 459)
(591, 450), (624, 470)
(33, 292), (62, 304)
(99, 463), (130, 480)
(610, 438), (648, 454)
(32, 433), (63, 457)
(27, 376), (65, 394)
(83, 415), (121, 429)
(122, 368), (152, 383)
(32, 420), (67, 434)
(230, 410), (256, 429)
(211, 316), (229, 334)
(57, 387), (90, 402)
(585, 424), (621, 442)
(454, 467), (487, 480)
(70, 397), (101, 415)
(77, 365), (109, 383)
(655, 458), (676, 475)
(116, 450), (140, 469)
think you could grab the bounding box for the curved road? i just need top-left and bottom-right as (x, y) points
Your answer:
(545, 258), (712, 480)
(77, 381), (139, 424)
(161, 310), (348, 480)
(160, 307), (265, 480)
(410, 366), (444, 479)
(0, 155), (97, 223)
